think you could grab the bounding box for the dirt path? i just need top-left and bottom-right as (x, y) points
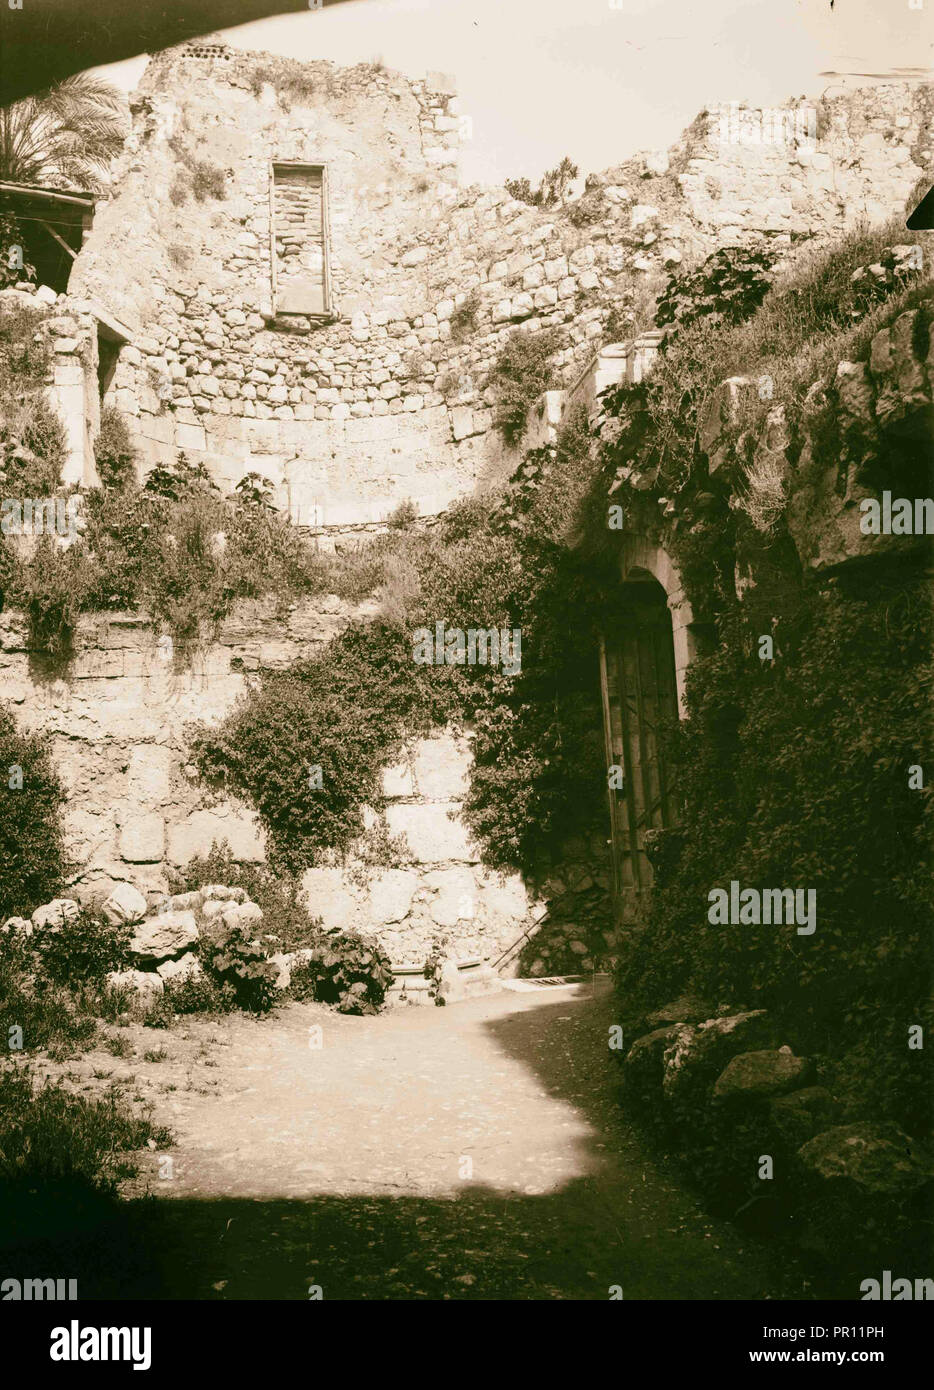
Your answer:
(37, 982), (802, 1299)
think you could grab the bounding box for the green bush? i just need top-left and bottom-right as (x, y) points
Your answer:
(655, 245), (776, 331)
(148, 972), (238, 1021)
(505, 156), (578, 209)
(94, 405), (137, 490)
(614, 566), (934, 1132)
(0, 955), (98, 1058)
(0, 1062), (171, 1248)
(491, 328), (562, 448)
(0, 212), (36, 290)
(289, 930), (393, 1014)
(198, 921), (278, 1013)
(0, 702), (67, 920)
(193, 619), (453, 873)
(11, 536), (98, 659)
(37, 909), (131, 986)
(168, 840), (321, 951)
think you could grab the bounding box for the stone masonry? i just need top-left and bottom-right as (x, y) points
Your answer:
(64, 44), (933, 535)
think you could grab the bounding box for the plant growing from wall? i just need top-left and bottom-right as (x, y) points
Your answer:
(506, 156), (579, 209)
(0, 702), (67, 920)
(449, 290), (479, 343)
(94, 405), (136, 490)
(491, 327), (562, 448)
(655, 245), (777, 331)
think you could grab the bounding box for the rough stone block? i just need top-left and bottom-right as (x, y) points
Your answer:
(130, 909), (198, 961)
(384, 801), (479, 864)
(101, 882), (149, 927)
(119, 812), (165, 864)
(300, 866), (364, 931)
(368, 869), (419, 924)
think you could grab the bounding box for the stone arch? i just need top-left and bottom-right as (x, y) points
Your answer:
(619, 537), (696, 716)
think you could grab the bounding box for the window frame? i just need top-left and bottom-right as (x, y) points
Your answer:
(268, 160), (333, 320)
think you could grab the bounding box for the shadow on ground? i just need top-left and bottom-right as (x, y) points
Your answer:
(1, 989), (815, 1300)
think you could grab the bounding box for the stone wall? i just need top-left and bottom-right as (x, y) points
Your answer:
(0, 595), (373, 900)
(0, 596), (612, 969)
(65, 41), (933, 534)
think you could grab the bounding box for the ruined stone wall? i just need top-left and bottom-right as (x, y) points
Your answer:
(66, 42), (933, 533)
(0, 596), (372, 901)
(0, 595), (611, 969)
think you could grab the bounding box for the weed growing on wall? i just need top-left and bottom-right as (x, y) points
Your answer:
(0, 702), (67, 919)
(491, 327), (562, 448)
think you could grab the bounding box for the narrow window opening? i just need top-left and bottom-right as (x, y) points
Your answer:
(270, 162), (331, 318)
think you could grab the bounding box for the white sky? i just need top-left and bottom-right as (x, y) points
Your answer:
(96, 0), (932, 185)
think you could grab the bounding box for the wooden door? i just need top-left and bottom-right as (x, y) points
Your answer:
(599, 581), (679, 926)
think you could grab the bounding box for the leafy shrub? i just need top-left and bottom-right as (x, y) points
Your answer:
(387, 498), (418, 530)
(199, 922), (278, 1013)
(655, 245), (776, 331)
(193, 619), (454, 873)
(449, 290), (479, 343)
(37, 909), (131, 986)
(289, 930), (393, 1014)
(11, 535), (98, 659)
(0, 301), (51, 395)
(0, 212), (36, 289)
(147, 972), (238, 1021)
(505, 156), (578, 209)
(0, 957), (98, 1057)
(168, 839), (321, 952)
(94, 405), (136, 490)
(491, 327), (562, 447)
(614, 567), (934, 1132)
(0, 702), (67, 920)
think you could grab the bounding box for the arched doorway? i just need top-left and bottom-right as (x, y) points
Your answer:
(599, 573), (680, 927)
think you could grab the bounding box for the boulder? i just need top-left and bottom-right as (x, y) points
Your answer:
(101, 882), (148, 928)
(662, 1010), (773, 1105)
(200, 899), (229, 921)
(1, 916), (32, 937)
(221, 901), (263, 931)
(768, 1086), (841, 1151)
(623, 1024), (682, 1104)
(106, 968), (165, 1001)
(796, 1123), (934, 1198)
(713, 1048), (813, 1103)
(169, 890), (202, 911)
(200, 884), (247, 903)
(129, 909), (198, 961)
(156, 952), (202, 983)
(31, 899), (80, 931)
(268, 952), (293, 990)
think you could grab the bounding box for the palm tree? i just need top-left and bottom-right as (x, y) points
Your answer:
(0, 73), (127, 191)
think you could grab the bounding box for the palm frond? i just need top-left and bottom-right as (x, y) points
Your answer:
(0, 72), (127, 188)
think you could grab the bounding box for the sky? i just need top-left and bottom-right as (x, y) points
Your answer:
(96, 0), (933, 186)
